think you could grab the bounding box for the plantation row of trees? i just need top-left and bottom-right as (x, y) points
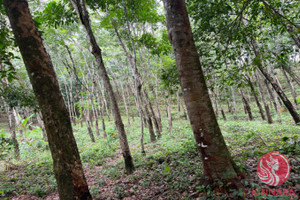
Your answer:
(0, 0), (299, 199)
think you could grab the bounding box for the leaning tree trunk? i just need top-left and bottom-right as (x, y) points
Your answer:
(251, 39), (300, 124)
(71, 0), (134, 174)
(3, 1), (92, 199)
(163, 0), (241, 180)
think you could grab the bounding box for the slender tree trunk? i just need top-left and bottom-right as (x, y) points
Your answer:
(251, 39), (300, 124)
(113, 21), (156, 142)
(163, 0), (241, 180)
(265, 80), (282, 122)
(140, 111), (146, 155)
(142, 88), (161, 136)
(210, 89), (219, 118)
(240, 89), (254, 121)
(12, 107), (23, 138)
(145, 104), (156, 142)
(96, 92), (107, 138)
(214, 90), (226, 121)
(120, 82), (130, 125)
(227, 98), (233, 114)
(166, 97), (173, 134)
(231, 86), (238, 119)
(8, 108), (20, 159)
(281, 68), (298, 107)
(281, 64), (300, 87)
(72, 0), (134, 174)
(4, 1), (92, 199)
(177, 91), (181, 112)
(150, 82), (163, 133)
(247, 75), (266, 121)
(255, 71), (273, 124)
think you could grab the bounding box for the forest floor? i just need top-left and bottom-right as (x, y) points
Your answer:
(0, 110), (299, 199)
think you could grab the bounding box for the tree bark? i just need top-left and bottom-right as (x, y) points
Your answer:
(3, 1), (92, 199)
(163, 0), (241, 180)
(71, 0), (134, 174)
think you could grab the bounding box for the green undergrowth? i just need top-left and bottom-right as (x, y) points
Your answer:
(0, 111), (299, 199)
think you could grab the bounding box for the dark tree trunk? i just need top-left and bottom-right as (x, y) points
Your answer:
(163, 0), (241, 180)
(3, 1), (92, 199)
(71, 0), (134, 174)
(251, 39), (300, 124)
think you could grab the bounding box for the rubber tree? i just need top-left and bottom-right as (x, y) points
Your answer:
(163, 0), (241, 181)
(3, 0), (92, 199)
(71, 0), (135, 174)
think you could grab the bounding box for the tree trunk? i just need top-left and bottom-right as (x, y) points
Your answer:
(166, 97), (173, 134)
(142, 88), (161, 136)
(3, 1), (92, 199)
(240, 89), (254, 121)
(281, 64), (300, 87)
(8, 108), (20, 159)
(251, 39), (300, 124)
(247, 75), (266, 121)
(120, 82), (130, 125)
(163, 0), (241, 180)
(113, 20), (156, 142)
(231, 86), (238, 120)
(96, 90), (107, 137)
(281, 68), (298, 107)
(72, 0), (134, 174)
(214, 90), (226, 121)
(255, 71), (273, 124)
(265, 80), (282, 122)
